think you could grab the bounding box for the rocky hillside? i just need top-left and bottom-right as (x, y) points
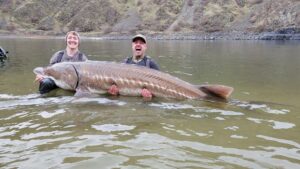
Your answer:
(0, 0), (299, 36)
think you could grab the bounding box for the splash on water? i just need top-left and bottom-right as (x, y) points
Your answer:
(39, 109), (66, 118)
(247, 117), (295, 129)
(231, 99), (290, 114)
(91, 124), (136, 132)
(71, 97), (126, 106)
(0, 93), (126, 111)
(150, 102), (244, 116)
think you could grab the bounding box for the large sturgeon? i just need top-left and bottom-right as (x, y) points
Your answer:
(33, 61), (233, 100)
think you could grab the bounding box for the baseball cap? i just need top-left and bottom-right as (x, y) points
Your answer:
(132, 34), (147, 43)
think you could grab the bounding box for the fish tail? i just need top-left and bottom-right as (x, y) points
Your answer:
(196, 84), (234, 99)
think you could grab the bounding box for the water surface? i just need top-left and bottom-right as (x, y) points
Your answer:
(0, 37), (299, 168)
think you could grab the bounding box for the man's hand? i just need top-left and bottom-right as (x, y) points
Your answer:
(108, 85), (152, 99)
(141, 88), (152, 98)
(108, 84), (119, 96)
(35, 74), (44, 83)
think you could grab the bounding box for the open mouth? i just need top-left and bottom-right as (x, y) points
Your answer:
(69, 42), (77, 45)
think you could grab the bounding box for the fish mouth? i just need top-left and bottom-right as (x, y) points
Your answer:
(33, 67), (44, 75)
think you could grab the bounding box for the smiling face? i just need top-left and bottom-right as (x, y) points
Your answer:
(66, 31), (80, 50)
(132, 38), (147, 60)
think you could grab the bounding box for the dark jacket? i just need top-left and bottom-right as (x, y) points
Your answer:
(49, 50), (88, 65)
(123, 56), (159, 70)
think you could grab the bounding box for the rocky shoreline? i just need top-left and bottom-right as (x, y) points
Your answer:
(99, 32), (300, 41)
(1, 30), (300, 41)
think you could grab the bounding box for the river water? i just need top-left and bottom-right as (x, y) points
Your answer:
(0, 37), (299, 168)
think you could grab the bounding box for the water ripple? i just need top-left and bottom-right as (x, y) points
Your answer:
(91, 124), (136, 132)
(102, 132), (300, 168)
(0, 94), (298, 168)
(247, 118), (295, 129)
(150, 102), (244, 116)
(257, 135), (300, 149)
(39, 109), (66, 118)
(0, 94), (126, 111)
(71, 97), (126, 106)
(21, 131), (71, 140)
(231, 100), (290, 114)
(0, 95), (73, 110)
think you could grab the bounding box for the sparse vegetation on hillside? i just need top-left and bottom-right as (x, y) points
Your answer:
(0, 0), (299, 36)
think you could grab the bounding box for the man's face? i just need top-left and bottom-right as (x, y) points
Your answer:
(132, 39), (147, 58)
(66, 33), (79, 50)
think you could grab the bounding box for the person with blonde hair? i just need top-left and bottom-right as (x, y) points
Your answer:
(35, 31), (88, 94)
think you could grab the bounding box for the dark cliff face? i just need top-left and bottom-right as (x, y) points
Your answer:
(0, 0), (299, 35)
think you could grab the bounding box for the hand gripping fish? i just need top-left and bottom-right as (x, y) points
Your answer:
(33, 61), (233, 100)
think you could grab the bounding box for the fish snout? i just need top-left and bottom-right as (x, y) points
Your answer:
(33, 67), (45, 75)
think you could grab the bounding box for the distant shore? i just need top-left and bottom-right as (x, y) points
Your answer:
(0, 31), (300, 41)
(100, 32), (300, 41)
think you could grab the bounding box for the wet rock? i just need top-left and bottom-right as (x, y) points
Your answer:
(259, 27), (300, 40)
(275, 27), (300, 34)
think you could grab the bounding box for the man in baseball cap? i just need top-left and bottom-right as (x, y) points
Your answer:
(132, 34), (147, 44)
(108, 34), (160, 99)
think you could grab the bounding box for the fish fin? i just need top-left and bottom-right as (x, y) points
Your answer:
(74, 89), (99, 97)
(196, 84), (234, 99)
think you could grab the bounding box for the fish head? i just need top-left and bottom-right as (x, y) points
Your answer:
(33, 67), (44, 76)
(33, 62), (78, 90)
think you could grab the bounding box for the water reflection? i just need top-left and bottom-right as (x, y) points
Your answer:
(0, 38), (299, 168)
